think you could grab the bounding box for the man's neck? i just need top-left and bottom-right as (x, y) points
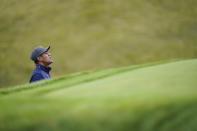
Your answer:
(37, 62), (49, 68)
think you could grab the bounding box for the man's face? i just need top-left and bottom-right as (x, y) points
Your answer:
(37, 51), (53, 66)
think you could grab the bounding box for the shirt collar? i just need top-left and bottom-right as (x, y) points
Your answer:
(36, 64), (51, 73)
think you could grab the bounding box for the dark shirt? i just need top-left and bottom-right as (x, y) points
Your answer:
(29, 64), (51, 83)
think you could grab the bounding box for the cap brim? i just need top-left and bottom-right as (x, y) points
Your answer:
(46, 46), (50, 51)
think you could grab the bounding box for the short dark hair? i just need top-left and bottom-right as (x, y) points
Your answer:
(34, 56), (40, 64)
(34, 59), (39, 64)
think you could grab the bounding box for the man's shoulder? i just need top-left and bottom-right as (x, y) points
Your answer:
(33, 67), (42, 73)
(29, 65), (51, 83)
(31, 72), (44, 77)
(32, 68), (45, 75)
(30, 72), (45, 83)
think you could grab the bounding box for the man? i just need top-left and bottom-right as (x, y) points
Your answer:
(29, 45), (53, 83)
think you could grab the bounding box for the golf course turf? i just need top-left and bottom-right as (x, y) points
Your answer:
(0, 59), (197, 131)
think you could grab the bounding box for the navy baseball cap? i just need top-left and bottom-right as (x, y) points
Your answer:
(30, 46), (50, 61)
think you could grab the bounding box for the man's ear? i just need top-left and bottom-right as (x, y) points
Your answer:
(37, 56), (41, 62)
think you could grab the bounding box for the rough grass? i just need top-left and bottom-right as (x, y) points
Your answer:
(0, 0), (197, 88)
(0, 59), (197, 131)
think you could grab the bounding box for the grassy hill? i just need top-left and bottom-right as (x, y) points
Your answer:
(0, 59), (197, 131)
(0, 0), (197, 88)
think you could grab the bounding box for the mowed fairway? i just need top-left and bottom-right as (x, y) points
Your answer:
(0, 59), (197, 131)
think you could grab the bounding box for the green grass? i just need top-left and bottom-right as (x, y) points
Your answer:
(0, 59), (197, 131)
(0, 0), (197, 88)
